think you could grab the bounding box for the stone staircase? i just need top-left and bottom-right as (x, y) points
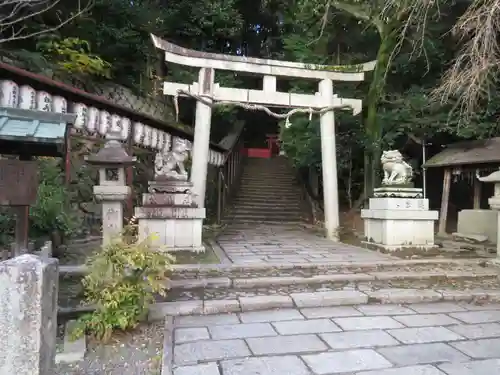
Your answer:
(150, 258), (500, 320)
(224, 156), (311, 224)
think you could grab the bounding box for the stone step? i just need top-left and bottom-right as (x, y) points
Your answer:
(225, 213), (305, 221)
(222, 219), (306, 225)
(229, 203), (304, 210)
(234, 194), (302, 201)
(227, 208), (305, 215)
(232, 196), (303, 203)
(242, 172), (293, 175)
(239, 180), (297, 186)
(150, 287), (500, 318)
(238, 181), (298, 187)
(170, 258), (496, 280)
(230, 202), (304, 209)
(237, 187), (301, 194)
(167, 268), (499, 291)
(226, 207), (304, 218)
(234, 193), (301, 200)
(240, 173), (295, 178)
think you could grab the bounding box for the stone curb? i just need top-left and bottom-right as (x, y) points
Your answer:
(55, 320), (87, 364)
(58, 257), (493, 276)
(206, 238), (231, 264)
(148, 288), (500, 320)
(170, 257), (491, 272)
(161, 316), (174, 375)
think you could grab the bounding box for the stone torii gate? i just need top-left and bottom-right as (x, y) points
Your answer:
(151, 34), (375, 241)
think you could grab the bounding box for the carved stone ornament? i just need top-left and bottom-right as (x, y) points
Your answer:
(154, 138), (190, 181)
(381, 150), (413, 185)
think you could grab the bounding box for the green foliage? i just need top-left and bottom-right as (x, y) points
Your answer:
(0, 159), (80, 246)
(72, 228), (174, 342)
(36, 37), (112, 78)
(0, 208), (15, 246)
(29, 159), (81, 239)
(280, 116), (321, 169)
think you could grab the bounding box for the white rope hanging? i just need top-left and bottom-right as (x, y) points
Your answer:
(173, 89), (350, 128)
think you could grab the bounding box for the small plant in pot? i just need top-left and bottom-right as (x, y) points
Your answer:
(71, 226), (174, 342)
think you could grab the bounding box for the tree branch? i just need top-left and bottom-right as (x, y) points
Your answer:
(0, 0), (94, 44)
(432, 0), (500, 116)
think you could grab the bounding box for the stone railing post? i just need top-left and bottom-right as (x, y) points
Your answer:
(0, 254), (59, 375)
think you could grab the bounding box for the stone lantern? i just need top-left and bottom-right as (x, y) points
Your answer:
(85, 130), (136, 245)
(477, 168), (500, 258)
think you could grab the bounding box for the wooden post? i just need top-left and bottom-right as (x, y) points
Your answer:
(438, 168), (452, 235)
(64, 129), (71, 186)
(13, 155), (33, 256)
(473, 177), (481, 209)
(125, 123), (135, 221)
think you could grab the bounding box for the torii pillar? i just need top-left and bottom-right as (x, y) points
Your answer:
(191, 68), (215, 207)
(151, 34), (375, 241)
(319, 79), (340, 240)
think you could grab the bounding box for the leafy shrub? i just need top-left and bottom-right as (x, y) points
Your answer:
(37, 37), (112, 78)
(29, 158), (81, 240)
(0, 208), (15, 246)
(72, 228), (174, 341)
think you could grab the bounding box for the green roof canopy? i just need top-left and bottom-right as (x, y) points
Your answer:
(0, 107), (76, 156)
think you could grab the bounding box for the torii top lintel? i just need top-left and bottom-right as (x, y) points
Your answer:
(151, 34), (376, 82)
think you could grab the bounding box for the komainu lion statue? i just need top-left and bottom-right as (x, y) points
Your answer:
(381, 150), (413, 185)
(154, 138), (190, 180)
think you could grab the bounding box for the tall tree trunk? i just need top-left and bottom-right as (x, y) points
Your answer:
(363, 26), (396, 201)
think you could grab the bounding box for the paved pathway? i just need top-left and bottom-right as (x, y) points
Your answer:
(171, 301), (500, 374)
(216, 224), (394, 264)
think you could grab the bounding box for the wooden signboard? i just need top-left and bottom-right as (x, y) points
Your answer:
(0, 160), (38, 206)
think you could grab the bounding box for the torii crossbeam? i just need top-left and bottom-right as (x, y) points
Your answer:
(152, 34), (375, 241)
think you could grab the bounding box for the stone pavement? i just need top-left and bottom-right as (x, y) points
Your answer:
(170, 301), (500, 375)
(216, 224), (393, 264)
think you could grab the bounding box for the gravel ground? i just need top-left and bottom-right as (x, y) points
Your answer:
(55, 322), (164, 375)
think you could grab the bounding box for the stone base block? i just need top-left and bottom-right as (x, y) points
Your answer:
(93, 185), (130, 201)
(374, 187), (423, 198)
(142, 193), (193, 207)
(457, 209), (498, 244)
(135, 206), (205, 219)
(137, 216), (205, 253)
(149, 179), (192, 194)
(361, 207), (438, 250)
(361, 241), (438, 251)
(368, 197), (429, 211)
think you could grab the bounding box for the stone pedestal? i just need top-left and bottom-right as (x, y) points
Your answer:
(135, 179), (205, 252)
(361, 187), (439, 251)
(0, 255), (59, 375)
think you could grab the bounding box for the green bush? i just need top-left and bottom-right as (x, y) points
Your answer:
(29, 158), (81, 241)
(72, 228), (174, 342)
(0, 159), (80, 247)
